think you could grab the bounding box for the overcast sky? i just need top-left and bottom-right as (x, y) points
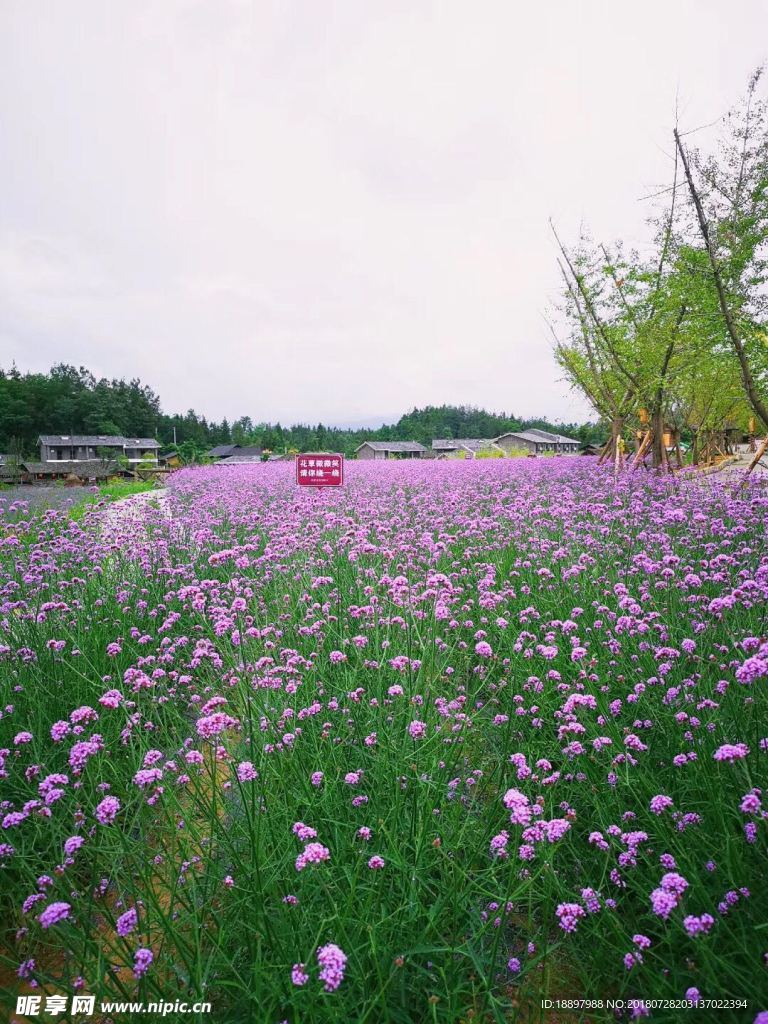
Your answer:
(1, 2), (766, 427)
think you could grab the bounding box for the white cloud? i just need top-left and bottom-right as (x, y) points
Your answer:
(1, 0), (765, 425)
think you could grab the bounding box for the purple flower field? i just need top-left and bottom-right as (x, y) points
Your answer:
(1, 460), (766, 1022)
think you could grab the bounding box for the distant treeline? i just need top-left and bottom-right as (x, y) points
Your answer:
(0, 363), (606, 457)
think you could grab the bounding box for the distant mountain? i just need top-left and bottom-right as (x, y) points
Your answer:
(0, 365), (607, 458)
(387, 405), (604, 449)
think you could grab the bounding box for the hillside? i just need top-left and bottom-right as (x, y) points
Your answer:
(0, 364), (605, 457)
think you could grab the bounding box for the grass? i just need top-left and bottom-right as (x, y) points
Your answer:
(98, 479), (157, 501)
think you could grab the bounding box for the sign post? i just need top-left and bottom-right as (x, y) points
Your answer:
(296, 453), (344, 489)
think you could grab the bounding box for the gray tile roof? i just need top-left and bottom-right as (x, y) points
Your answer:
(524, 429), (559, 441)
(495, 430), (547, 444)
(355, 440), (426, 452)
(39, 434), (159, 448)
(208, 444), (264, 458)
(207, 444), (240, 457)
(40, 434), (122, 446)
(22, 460), (118, 478)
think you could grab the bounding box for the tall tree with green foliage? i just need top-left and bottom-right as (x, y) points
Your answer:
(554, 69), (767, 469)
(674, 68), (768, 431)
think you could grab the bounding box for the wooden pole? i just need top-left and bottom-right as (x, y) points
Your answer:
(597, 439), (612, 466)
(738, 435), (768, 488)
(631, 429), (652, 472)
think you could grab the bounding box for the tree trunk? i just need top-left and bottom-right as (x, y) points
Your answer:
(674, 129), (768, 432)
(738, 435), (768, 488)
(599, 418), (623, 467)
(612, 418), (623, 463)
(632, 429), (652, 472)
(651, 409), (665, 469)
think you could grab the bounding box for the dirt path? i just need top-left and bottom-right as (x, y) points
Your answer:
(98, 488), (171, 548)
(723, 450), (768, 479)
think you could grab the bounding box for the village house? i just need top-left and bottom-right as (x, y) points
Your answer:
(355, 441), (428, 460)
(216, 446), (265, 464)
(21, 460), (119, 483)
(532, 429), (581, 453)
(0, 454), (17, 482)
(206, 444), (240, 459)
(160, 451), (183, 469)
(38, 434), (160, 464)
(494, 429), (581, 455)
(431, 439), (503, 458)
(207, 444), (265, 463)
